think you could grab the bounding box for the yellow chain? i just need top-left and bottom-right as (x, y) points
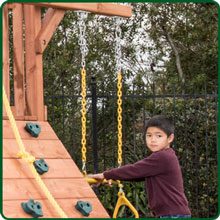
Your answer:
(81, 67), (87, 174)
(3, 86), (68, 218)
(117, 71), (123, 167)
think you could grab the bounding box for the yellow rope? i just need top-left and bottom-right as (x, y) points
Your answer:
(117, 71), (123, 167)
(81, 67), (87, 174)
(3, 86), (68, 218)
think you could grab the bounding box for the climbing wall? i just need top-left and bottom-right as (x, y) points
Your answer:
(3, 120), (109, 218)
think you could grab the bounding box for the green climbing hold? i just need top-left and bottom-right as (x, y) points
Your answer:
(34, 158), (49, 175)
(21, 199), (43, 218)
(25, 123), (41, 137)
(75, 201), (92, 216)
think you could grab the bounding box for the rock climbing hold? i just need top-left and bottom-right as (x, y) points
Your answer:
(21, 199), (43, 218)
(75, 201), (92, 216)
(25, 123), (41, 137)
(33, 158), (49, 175)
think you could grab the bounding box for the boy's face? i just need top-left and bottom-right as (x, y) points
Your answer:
(146, 127), (174, 152)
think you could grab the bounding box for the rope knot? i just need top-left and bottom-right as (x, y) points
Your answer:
(17, 151), (35, 163)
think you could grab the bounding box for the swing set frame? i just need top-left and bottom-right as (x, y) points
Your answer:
(3, 2), (139, 218)
(3, 2), (132, 121)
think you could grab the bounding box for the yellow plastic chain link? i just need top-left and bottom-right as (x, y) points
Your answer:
(3, 86), (68, 218)
(117, 71), (123, 167)
(81, 67), (87, 174)
(115, 72), (139, 218)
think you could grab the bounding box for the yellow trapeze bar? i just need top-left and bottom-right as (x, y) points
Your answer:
(85, 177), (118, 185)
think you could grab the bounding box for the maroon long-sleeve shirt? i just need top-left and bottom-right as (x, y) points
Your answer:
(103, 148), (191, 217)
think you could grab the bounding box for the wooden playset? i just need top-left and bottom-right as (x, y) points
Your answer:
(3, 3), (133, 218)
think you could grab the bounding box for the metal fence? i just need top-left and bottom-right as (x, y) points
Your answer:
(45, 78), (218, 218)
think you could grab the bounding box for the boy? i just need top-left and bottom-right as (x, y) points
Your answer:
(89, 115), (191, 218)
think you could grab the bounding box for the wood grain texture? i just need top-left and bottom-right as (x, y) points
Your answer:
(3, 178), (98, 200)
(35, 8), (65, 53)
(3, 120), (58, 139)
(3, 198), (109, 218)
(26, 3), (132, 18)
(3, 115), (38, 121)
(4, 159), (83, 179)
(3, 139), (71, 159)
(34, 6), (45, 121)
(3, 120), (109, 217)
(24, 5), (37, 117)
(13, 3), (25, 117)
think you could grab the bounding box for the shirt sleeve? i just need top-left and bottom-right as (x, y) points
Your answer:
(103, 151), (168, 181)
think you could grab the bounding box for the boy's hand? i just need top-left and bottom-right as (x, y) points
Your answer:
(87, 173), (112, 187)
(88, 173), (104, 180)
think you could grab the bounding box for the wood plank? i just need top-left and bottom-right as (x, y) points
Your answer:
(3, 159), (82, 179)
(3, 120), (58, 140)
(3, 3), (10, 115)
(3, 115), (38, 121)
(3, 178), (98, 200)
(35, 8), (65, 54)
(13, 3), (25, 117)
(3, 198), (109, 218)
(3, 139), (71, 159)
(44, 105), (47, 121)
(35, 6), (45, 121)
(3, 106), (17, 119)
(24, 5), (37, 118)
(3, 106), (38, 120)
(26, 3), (132, 18)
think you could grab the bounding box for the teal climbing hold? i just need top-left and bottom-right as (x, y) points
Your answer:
(34, 158), (49, 175)
(21, 199), (43, 218)
(25, 123), (41, 137)
(75, 201), (92, 216)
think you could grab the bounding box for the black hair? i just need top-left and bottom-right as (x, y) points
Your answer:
(144, 115), (174, 145)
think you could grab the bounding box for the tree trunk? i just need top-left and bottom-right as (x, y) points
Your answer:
(162, 26), (185, 93)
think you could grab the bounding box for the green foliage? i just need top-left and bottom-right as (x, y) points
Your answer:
(43, 3), (218, 218)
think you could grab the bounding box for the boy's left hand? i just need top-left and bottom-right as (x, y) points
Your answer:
(88, 173), (104, 180)
(87, 173), (113, 187)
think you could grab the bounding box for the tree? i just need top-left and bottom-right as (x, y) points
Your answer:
(43, 3), (218, 217)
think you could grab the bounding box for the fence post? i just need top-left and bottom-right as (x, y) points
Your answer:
(91, 76), (98, 173)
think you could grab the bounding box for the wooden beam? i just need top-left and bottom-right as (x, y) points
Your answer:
(24, 5), (37, 118)
(3, 115), (38, 121)
(35, 8), (65, 54)
(24, 5), (45, 120)
(27, 3), (132, 18)
(35, 6), (45, 121)
(13, 3), (26, 117)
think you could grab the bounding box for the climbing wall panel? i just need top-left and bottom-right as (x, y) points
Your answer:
(3, 120), (109, 218)
(4, 198), (108, 218)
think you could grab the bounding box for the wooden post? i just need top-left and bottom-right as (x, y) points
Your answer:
(35, 6), (45, 121)
(7, 3), (132, 121)
(13, 3), (25, 117)
(24, 5), (44, 120)
(3, 4), (10, 117)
